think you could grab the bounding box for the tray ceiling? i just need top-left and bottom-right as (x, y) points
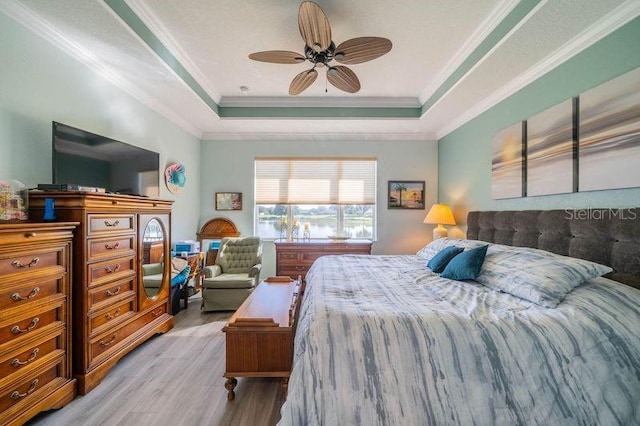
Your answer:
(2, 0), (638, 140)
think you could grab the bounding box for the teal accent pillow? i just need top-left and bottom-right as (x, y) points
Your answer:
(427, 246), (464, 273)
(441, 245), (489, 280)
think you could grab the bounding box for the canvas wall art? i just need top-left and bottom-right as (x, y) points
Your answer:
(526, 99), (575, 196)
(492, 121), (525, 199)
(579, 66), (640, 192)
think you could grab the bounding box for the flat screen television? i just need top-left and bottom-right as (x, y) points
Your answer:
(52, 122), (160, 197)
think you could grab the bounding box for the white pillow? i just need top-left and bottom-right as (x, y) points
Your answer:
(416, 238), (487, 261)
(476, 244), (612, 308)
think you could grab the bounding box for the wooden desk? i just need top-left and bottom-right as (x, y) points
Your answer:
(222, 278), (301, 401)
(274, 240), (372, 280)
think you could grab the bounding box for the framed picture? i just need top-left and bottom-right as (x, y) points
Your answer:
(388, 181), (425, 209)
(215, 192), (242, 211)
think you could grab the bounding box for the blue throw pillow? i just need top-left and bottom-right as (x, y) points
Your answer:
(441, 245), (489, 280)
(427, 246), (464, 273)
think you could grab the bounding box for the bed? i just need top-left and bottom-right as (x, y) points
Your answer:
(279, 209), (640, 425)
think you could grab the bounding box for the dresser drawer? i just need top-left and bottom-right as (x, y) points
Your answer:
(277, 265), (309, 278)
(87, 214), (135, 236)
(0, 333), (62, 381)
(0, 247), (64, 279)
(0, 277), (64, 312)
(88, 305), (167, 367)
(300, 252), (324, 265)
(88, 235), (135, 262)
(88, 297), (135, 336)
(88, 278), (135, 311)
(277, 252), (300, 265)
(0, 360), (63, 413)
(88, 256), (135, 288)
(0, 305), (63, 348)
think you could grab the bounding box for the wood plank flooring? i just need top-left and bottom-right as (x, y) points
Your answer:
(28, 294), (284, 426)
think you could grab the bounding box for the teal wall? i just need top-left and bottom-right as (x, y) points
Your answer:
(200, 139), (439, 277)
(0, 12), (201, 241)
(438, 16), (640, 234)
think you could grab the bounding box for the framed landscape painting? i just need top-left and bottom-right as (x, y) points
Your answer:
(215, 192), (242, 210)
(388, 181), (425, 209)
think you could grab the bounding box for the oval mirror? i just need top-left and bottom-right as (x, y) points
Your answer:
(141, 218), (165, 298)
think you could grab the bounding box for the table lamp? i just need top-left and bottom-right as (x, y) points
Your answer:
(424, 204), (456, 239)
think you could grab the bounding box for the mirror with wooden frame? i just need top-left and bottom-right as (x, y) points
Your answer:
(139, 215), (170, 309)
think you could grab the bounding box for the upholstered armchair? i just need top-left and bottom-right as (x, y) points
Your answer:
(201, 236), (263, 311)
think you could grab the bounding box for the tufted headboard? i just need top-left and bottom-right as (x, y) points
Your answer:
(467, 208), (640, 289)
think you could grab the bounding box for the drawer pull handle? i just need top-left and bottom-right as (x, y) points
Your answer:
(152, 309), (163, 318)
(11, 257), (40, 269)
(11, 317), (40, 334)
(295, 266), (305, 271)
(99, 334), (117, 347)
(105, 242), (120, 250)
(10, 379), (39, 400)
(105, 286), (121, 296)
(105, 308), (121, 320)
(10, 348), (39, 367)
(104, 220), (120, 227)
(11, 287), (40, 301)
(105, 264), (121, 273)
(25, 232), (37, 238)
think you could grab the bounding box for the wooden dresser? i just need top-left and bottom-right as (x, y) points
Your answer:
(274, 240), (373, 280)
(222, 277), (301, 401)
(30, 192), (174, 395)
(0, 222), (77, 425)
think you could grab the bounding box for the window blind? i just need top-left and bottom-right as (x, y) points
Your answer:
(255, 157), (376, 205)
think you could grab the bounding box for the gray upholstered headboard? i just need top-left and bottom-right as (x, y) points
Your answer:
(467, 209), (640, 289)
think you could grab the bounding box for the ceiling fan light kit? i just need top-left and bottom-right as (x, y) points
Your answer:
(248, 1), (392, 95)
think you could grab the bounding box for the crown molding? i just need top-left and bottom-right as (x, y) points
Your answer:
(123, 0), (222, 104)
(418, 0), (520, 104)
(436, 0), (640, 139)
(219, 96), (421, 108)
(0, 0), (202, 139)
(201, 131), (437, 142)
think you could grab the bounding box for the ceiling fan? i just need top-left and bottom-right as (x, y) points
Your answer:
(248, 1), (392, 95)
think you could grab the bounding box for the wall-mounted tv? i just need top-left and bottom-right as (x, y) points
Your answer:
(52, 122), (160, 197)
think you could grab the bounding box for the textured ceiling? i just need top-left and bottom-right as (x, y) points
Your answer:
(2, 0), (638, 139)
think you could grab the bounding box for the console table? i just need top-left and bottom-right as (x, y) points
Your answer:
(274, 240), (373, 280)
(222, 277), (300, 401)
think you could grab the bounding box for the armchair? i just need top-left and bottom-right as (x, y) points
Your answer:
(201, 236), (263, 311)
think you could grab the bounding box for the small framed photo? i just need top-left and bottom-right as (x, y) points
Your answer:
(215, 192), (242, 211)
(388, 181), (425, 209)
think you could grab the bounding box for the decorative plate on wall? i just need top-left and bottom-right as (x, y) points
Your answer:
(165, 163), (186, 194)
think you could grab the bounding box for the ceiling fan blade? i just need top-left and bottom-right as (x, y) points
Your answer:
(334, 37), (393, 65)
(298, 1), (332, 53)
(289, 69), (318, 95)
(248, 50), (306, 64)
(327, 66), (360, 94)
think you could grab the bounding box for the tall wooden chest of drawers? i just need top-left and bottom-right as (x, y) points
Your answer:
(0, 222), (77, 425)
(30, 191), (174, 395)
(274, 240), (373, 280)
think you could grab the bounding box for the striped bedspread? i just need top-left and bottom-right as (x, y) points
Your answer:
(279, 255), (640, 426)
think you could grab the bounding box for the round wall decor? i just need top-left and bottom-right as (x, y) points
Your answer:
(164, 163), (186, 194)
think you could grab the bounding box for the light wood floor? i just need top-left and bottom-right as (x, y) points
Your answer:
(28, 294), (284, 426)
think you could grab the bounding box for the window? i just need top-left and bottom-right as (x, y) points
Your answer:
(255, 158), (376, 240)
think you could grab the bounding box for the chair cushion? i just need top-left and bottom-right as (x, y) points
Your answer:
(202, 273), (255, 289)
(143, 274), (163, 289)
(216, 237), (262, 274)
